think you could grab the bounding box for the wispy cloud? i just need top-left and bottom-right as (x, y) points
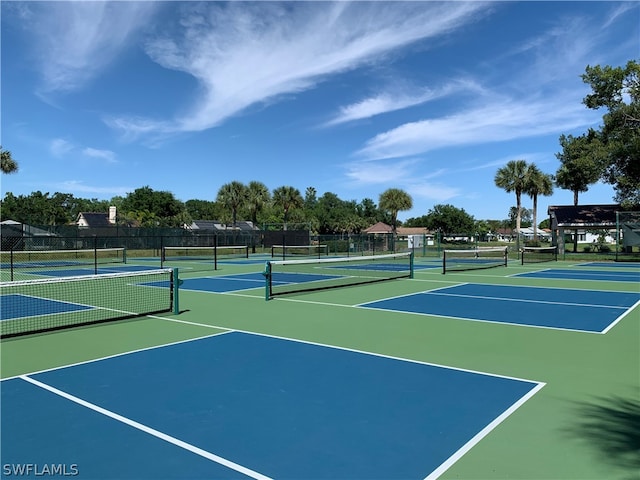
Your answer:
(323, 79), (484, 127)
(50, 138), (74, 157)
(49, 138), (117, 164)
(345, 159), (419, 186)
(21, 2), (157, 93)
(356, 95), (597, 160)
(53, 181), (132, 197)
(354, 4), (621, 162)
(82, 148), (117, 164)
(345, 158), (459, 203)
(107, 1), (490, 141)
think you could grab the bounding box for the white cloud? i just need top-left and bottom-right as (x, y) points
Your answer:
(108, 1), (490, 140)
(22, 2), (158, 93)
(324, 79), (485, 127)
(50, 138), (74, 157)
(54, 180), (132, 197)
(356, 93), (599, 161)
(406, 182), (461, 203)
(82, 148), (117, 164)
(345, 159), (418, 186)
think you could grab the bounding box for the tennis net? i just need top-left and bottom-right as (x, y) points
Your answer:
(442, 247), (508, 273)
(270, 244), (329, 259)
(161, 245), (249, 270)
(1, 248), (126, 281)
(264, 252), (413, 299)
(521, 246), (558, 264)
(0, 268), (177, 338)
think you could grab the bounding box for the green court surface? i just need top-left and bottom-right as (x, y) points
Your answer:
(2, 256), (639, 479)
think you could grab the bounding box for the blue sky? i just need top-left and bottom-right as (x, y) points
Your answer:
(1, 1), (638, 222)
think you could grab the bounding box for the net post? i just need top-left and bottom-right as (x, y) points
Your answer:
(123, 247), (127, 264)
(442, 250), (447, 274)
(172, 268), (180, 314)
(521, 248), (524, 266)
(409, 252), (414, 279)
(214, 234), (219, 270)
(263, 261), (272, 301)
(10, 248), (14, 281)
(504, 247), (508, 267)
(94, 235), (98, 274)
(160, 236), (165, 267)
(282, 234), (286, 261)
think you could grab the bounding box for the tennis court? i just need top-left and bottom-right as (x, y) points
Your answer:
(359, 283), (640, 333)
(2, 331), (542, 479)
(514, 268), (640, 282)
(2, 251), (639, 479)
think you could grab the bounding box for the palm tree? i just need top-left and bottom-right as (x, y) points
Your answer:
(524, 164), (554, 242)
(246, 181), (270, 227)
(216, 181), (247, 228)
(378, 188), (413, 235)
(1, 146), (18, 174)
(494, 159), (529, 249)
(272, 186), (303, 231)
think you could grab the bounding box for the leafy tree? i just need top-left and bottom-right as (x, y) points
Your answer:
(357, 198), (381, 226)
(378, 188), (412, 235)
(120, 186), (184, 226)
(524, 164), (554, 241)
(474, 219), (492, 241)
(508, 206), (532, 229)
(0, 191), (77, 225)
(304, 187), (318, 210)
(581, 60), (640, 207)
(185, 199), (220, 220)
(313, 192), (354, 234)
(423, 204), (475, 234)
(495, 159), (529, 247)
(246, 181), (270, 227)
(555, 132), (604, 206)
(216, 181), (247, 228)
(403, 215), (429, 227)
(272, 185), (303, 231)
(1, 146), (18, 174)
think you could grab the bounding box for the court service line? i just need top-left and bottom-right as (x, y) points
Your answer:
(19, 375), (273, 480)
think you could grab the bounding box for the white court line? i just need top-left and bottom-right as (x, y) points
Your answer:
(355, 303), (606, 334)
(19, 375), (272, 480)
(601, 298), (640, 334)
(5, 325), (546, 480)
(423, 291), (630, 310)
(425, 382), (545, 480)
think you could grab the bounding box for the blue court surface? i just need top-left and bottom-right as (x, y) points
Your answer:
(1, 294), (93, 321)
(26, 265), (164, 277)
(514, 268), (640, 283)
(330, 262), (437, 271)
(359, 284), (640, 333)
(145, 272), (348, 294)
(1, 332), (543, 479)
(577, 262), (640, 268)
